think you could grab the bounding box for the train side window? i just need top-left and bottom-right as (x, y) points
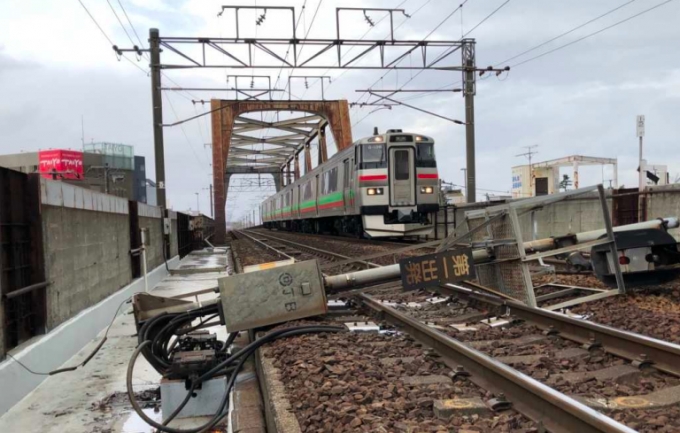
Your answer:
(322, 167), (338, 194)
(303, 182), (312, 200)
(329, 167), (338, 192)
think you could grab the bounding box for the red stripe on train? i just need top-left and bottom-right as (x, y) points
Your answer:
(317, 201), (344, 210)
(417, 173), (438, 179)
(359, 174), (387, 181)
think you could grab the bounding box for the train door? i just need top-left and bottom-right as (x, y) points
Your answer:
(315, 174), (320, 216)
(343, 159), (353, 213)
(389, 147), (415, 206)
(296, 185), (300, 218)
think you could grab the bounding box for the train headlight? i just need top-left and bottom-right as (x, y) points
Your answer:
(367, 188), (384, 195)
(420, 186), (434, 194)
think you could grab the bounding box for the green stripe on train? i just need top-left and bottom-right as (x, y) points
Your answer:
(317, 191), (344, 205)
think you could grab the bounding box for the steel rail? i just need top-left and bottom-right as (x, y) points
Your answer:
(358, 293), (635, 433)
(439, 283), (680, 377)
(233, 230), (296, 262)
(243, 230), (381, 270)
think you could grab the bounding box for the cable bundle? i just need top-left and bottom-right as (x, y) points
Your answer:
(128, 318), (345, 433)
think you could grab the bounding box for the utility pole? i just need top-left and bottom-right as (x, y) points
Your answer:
(150, 28), (166, 208)
(462, 40), (476, 203)
(195, 192), (200, 214)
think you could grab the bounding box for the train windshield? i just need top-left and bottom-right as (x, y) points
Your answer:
(416, 143), (436, 167)
(360, 143), (386, 169)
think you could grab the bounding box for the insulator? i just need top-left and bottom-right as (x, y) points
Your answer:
(363, 11), (375, 27)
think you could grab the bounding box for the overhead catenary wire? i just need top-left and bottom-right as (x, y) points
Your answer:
(355, 0), (509, 111)
(351, 1), (470, 127)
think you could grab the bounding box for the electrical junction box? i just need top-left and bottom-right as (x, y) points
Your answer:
(218, 260), (327, 332)
(163, 217), (172, 235)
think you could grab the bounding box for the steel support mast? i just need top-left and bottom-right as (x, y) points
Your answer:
(149, 28), (166, 208)
(462, 40), (476, 203)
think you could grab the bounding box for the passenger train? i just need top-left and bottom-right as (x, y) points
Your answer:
(261, 129), (439, 238)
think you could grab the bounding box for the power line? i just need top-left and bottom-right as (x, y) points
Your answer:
(105, 0), (136, 47)
(511, 0), (676, 68)
(357, 0), (654, 112)
(117, 0), (149, 61)
(512, 0), (673, 68)
(163, 93), (207, 169)
(278, 0), (324, 98)
(113, 0), (200, 105)
(496, 0), (638, 66)
(463, 0), (511, 37)
(76, 0), (148, 75)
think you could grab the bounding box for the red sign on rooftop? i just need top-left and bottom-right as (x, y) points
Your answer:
(38, 150), (84, 180)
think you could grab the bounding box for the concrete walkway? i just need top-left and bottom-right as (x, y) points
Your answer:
(0, 248), (230, 433)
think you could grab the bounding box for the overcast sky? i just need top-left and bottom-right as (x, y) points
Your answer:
(1, 0), (679, 222)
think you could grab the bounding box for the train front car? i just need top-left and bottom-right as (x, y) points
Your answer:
(358, 129), (439, 238)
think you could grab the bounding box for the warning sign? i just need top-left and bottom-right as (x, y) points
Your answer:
(399, 248), (476, 290)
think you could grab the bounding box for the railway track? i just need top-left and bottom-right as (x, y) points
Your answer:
(234, 229), (381, 273)
(231, 229), (680, 432)
(250, 227), (435, 249)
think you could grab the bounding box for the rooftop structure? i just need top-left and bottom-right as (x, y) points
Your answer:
(512, 155), (618, 198)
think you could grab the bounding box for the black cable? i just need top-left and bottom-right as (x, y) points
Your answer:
(162, 330), (239, 426)
(7, 296), (132, 376)
(127, 325), (344, 433)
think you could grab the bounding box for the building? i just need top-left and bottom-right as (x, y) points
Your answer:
(441, 186), (465, 204)
(0, 144), (148, 202)
(134, 156), (147, 204)
(512, 155), (618, 198)
(145, 179), (158, 206)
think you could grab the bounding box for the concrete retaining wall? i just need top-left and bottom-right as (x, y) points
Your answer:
(647, 186), (680, 241)
(434, 193), (614, 241)
(40, 179), (132, 329)
(0, 256), (179, 416)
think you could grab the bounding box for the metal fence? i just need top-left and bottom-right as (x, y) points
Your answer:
(0, 170), (46, 356)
